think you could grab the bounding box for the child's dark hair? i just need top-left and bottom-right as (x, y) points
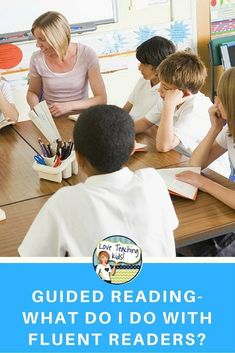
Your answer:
(73, 105), (135, 174)
(136, 36), (175, 68)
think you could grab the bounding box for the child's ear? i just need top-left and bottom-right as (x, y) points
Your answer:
(182, 89), (190, 97)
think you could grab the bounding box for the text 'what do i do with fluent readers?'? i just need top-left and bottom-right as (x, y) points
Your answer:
(22, 289), (210, 348)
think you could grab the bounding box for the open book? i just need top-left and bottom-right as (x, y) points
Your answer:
(157, 166), (201, 200)
(68, 114), (80, 122)
(0, 116), (14, 130)
(0, 208), (6, 221)
(134, 142), (147, 152)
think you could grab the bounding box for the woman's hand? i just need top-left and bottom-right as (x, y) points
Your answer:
(49, 102), (71, 117)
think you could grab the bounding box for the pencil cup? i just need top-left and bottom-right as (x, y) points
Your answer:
(33, 151), (78, 183)
(62, 163), (72, 179)
(44, 155), (56, 167)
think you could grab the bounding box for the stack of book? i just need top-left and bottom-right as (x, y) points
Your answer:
(28, 100), (61, 142)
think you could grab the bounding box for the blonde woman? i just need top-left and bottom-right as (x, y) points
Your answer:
(27, 11), (107, 117)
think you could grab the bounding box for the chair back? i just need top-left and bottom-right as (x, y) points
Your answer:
(208, 34), (235, 102)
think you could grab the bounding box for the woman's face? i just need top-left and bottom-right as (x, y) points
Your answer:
(99, 254), (109, 265)
(33, 27), (56, 57)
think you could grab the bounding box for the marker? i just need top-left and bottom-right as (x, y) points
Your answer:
(71, 25), (82, 30)
(34, 154), (46, 165)
(38, 138), (48, 157)
(7, 34), (24, 39)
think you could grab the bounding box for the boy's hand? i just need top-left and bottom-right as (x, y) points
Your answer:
(176, 171), (207, 192)
(164, 89), (189, 107)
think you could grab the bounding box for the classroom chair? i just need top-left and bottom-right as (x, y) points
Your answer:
(208, 34), (235, 102)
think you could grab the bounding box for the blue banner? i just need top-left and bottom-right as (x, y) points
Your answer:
(0, 262), (234, 352)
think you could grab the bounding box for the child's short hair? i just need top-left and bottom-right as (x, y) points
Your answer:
(136, 36), (175, 68)
(73, 105), (135, 174)
(217, 67), (235, 141)
(157, 51), (207, 94)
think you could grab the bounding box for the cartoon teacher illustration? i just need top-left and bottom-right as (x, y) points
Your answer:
(96, 251), (116, 283)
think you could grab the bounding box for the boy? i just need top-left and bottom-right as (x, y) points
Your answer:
(18, 105), (178, 257)
(135, 52), (212, 156)
(123, 36), (175, 121)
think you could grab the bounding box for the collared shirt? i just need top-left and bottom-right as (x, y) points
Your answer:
(128, 77), (162, 120)
(146, 92), (212, 156)
(18, 167), (178, 258)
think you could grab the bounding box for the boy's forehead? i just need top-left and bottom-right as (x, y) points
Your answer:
(160, 81), (178, 90)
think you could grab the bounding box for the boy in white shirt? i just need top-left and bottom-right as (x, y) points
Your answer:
(135, 52), (212, 156)
(18, 105), (178, 258)
(123, 36), (175, 121)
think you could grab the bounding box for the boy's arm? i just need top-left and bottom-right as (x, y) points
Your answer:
(0, 89), (19, 123)
(134, 117), (154, 134)
(176, 171), (235, 210)
(156, 89), (185, 152)
(156, 102), (180, 152)
(123, 101), (133, 113)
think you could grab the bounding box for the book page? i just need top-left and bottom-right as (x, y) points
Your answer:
(68, 114), (80, 122)
(0, 208), (6, 221)
(156, 166), (201, 200)
(134, 142), (147, 152)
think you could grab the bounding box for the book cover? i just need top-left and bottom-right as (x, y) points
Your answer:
(220, 41), (235, 70)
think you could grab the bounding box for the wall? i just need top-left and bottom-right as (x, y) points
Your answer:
(0, 0), (197, 120)
(196, 0), (235, 98)
(196, 0), (211, 96)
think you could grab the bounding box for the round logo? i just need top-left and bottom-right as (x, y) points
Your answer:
(93, 235), (142, 285)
